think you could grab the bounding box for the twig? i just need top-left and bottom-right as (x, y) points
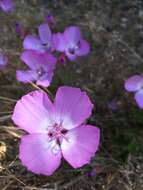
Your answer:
(59, 175), (86, 189)
(0, 96), (17, 102)
(30, 82), (54, 100)
(0, 115), (11, 122)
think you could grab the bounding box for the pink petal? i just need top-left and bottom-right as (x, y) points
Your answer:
(37, 72), (54, 87)
(76, 39), (90, 56)
(40, 53), (57, 70)
(0, 0), (14, 12)
(38, 23), (52, 44)
(61, 125), (100, 168)
(53, 33), (66, 52)
(23, 35), (44, 52)
(124, 75), (143, 92)
(21, 50), (40, 69)
(20, 134), (62, 175)
(65, 50), (77, 61)
(54, 86), (93, 130)
(64, 26), (81, 44)
(12, 90), (54, 133)
(16, 70), (38, 83)
(135, 90), (143, 109)
(21, 50), (56, 70)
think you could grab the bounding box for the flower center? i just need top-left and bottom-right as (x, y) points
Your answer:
(68, 41), (81, 54)
(36, 67), (46, 78)
(42, 42), (51, 51)
(46, 122), (68, 155)
(48, 123), (67, 140)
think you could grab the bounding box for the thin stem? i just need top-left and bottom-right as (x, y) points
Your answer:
(0, 96), (17, 102)
(30, 82), (41, 90)
(41, 86), (54, 100)
(30, 82), (54, 100)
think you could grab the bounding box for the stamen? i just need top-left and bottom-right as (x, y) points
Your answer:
(42, 43), (51, 51)
(68, 47), (75, 54)
(68, 41), (80, 54)
(47, 122), (68, 140)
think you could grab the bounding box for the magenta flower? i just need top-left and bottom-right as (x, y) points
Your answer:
(125, 74), (143, 108)
(23, 23), (54, 53)
(17, 50), (57, 87)
(12, 87), (100, 175)
(53, 26), (90, 61)
(0, 52), (8, 69)
(0, 0), (14, 12)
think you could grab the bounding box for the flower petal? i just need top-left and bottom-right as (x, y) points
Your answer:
(76, 39), (90, 56)
(23, 35), (44, 52)
(38, 23), (52, 44)
(53, 33), (66, 52)
(64, 50), (77, 61)
(16, 70), (38, 83)
(20, 134), (62, 175)
(12, 90), (54, 133)
(124, 75), (143, 92)
(20, 50), (39, 69)
(37, 72), (54, 87)
(54, 86), (93, 130)
(135, 90), (143, 109)
(61, 125), (100, 168)
(64, 26), (81, 45)
(21, 50), (56, 70)
(36, 53), (56, 87)
(40, 53), (57, 71)
(0, 0), (14, 12)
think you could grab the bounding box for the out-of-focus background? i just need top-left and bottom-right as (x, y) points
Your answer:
(0, 0), (143, 189)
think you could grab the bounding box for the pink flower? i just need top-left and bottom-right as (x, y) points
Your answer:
(23, 23), (54, 53)
(125, 74), (143, 108)
(53, 26), (90, 61)
(0, 0), (14, 13)
(16, 50), (57, 87)
(12, 86), (100, 175)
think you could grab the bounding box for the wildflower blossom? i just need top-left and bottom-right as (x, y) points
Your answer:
(17, 50), (56, 87)
(0, 52), (8, 69)
(0, 0), (14, 12)
(23, 23), (54, 53)
(12, 86), (100, 175)
(125, 74), (143, 108)
(53, 26), (90, 61)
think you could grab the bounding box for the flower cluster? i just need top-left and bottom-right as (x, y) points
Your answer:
(17, 23), (90, 87)
(8, 14), (99, 175)
(1, 3), (100, 176)
(2, 1), (141, 177)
